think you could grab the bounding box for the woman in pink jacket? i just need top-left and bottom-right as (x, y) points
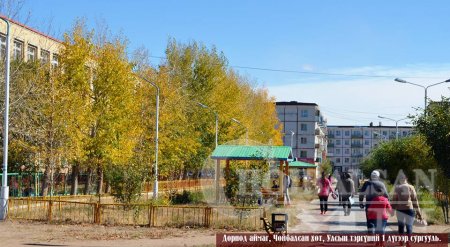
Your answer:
(317, 172), (334, 215)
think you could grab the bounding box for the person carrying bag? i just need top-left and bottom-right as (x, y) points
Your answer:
(392, 172), (423, 235)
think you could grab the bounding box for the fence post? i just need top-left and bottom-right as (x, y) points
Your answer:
(204, 207), (212, 227)
(148, 204), (153, 227)
(27, 197), (30, 216)
(94, 203), (100, 224)
(48, 200), (53, 222)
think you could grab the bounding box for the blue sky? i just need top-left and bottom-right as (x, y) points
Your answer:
(14, 0), (450, 125)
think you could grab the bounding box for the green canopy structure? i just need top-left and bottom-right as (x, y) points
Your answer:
(284, 161), (316, 168)
(211, 145), (292, 161)
(210, 144), (293, 204)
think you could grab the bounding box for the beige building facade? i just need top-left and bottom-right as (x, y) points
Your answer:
(0, 16), (61, 65)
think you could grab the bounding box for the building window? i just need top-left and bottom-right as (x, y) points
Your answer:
(300, 150), (307, 158)
(300, 123), (307, 131)
(336, 149), (341, 154)
(336, 130), (341, 136)
(344, 158), (349, 163)
(382, 131), (387, 136)
(51, 53), (59, 68)
(336, 158), (341, 163)
(344, 140), (349, 145)
(300, 137), (307, 144)
(301, 109), (308, 117)
(27, 45), (37, 61)
(328, 130), (334, 135)
(336, 140), (341, 145)
(0, 33), (6, 60)
(364, 140), (370, 145)
(365, 149), (370, 154)
(40, 49), (50, 64)
(13, 39), (24, 60)
(364, 130), (369, 136)
(344, 131), (350, 136)
(345, 149), (350, 154)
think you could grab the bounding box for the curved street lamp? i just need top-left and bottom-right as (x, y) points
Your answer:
(289, 130), (295, 148)
(395, 78), (450, 116)
(0, 16), (11, 221)
(137, 75), (160, 199)
(231, 118), (248, 144)
(377, 116), (408, 140)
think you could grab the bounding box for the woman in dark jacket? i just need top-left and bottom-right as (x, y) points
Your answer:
(339, 172), (355, 216)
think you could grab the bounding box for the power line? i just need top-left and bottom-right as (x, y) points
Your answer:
(148, 55), (447, 80)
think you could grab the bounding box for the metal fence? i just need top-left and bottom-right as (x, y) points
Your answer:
(7, 198), (264, 230)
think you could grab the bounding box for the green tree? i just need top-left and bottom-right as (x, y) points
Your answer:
(360, 135), (437, 184)
(413, 97), (450, 223)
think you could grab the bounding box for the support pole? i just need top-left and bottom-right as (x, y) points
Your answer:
(215, 159), (221, 204)
(0, 17), (11, 221)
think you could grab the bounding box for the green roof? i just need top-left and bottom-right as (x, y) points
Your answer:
(286, 161), (317, 168)
(211, 145), (292, 161)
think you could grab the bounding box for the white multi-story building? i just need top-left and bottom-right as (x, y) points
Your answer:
(327, 123), (414, 174)
(276, 101), (327, 165)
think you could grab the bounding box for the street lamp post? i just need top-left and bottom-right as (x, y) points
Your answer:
(231, 118), (248, 144)
(377, 116), (408, 140)
(0, 17), (11, 221)
(395, 78), (450, 116)
(290, 130), (295, 148)
(198, 103), (219, 148)
(138, 76), (160, 199)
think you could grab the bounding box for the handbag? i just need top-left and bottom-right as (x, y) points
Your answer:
(414, 218), (428, 227)
(348, 197), (355, 205)
(331, 192), (337, 199)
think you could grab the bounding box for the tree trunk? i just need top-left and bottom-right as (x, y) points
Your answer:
(41, 167), (51, 196)
(70, 163), (79, 195)
(105, 180), (111, 194)
(84, 167), (94, 195)
(96, 165), (103, 195)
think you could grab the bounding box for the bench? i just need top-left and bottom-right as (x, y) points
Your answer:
(260, 215), (288, 240)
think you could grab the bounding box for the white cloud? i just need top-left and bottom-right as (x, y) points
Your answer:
(267, 64), (450, 126)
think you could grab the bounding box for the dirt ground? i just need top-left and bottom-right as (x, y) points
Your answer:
(0, 220), (217, 247)
(1, 197), (449, 247)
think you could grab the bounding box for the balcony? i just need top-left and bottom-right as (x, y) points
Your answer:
(315, 128), (322, 135)
(351, 133), (363, 138)
(351, 143), (363, 148)
(351, 154), (363, 158)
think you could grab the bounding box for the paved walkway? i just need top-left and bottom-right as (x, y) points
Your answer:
(290, 196), (450, 235)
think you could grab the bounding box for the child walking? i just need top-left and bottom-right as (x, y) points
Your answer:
(366, 187), (393, 234)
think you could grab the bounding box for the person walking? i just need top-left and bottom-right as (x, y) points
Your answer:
(359, 170), (389, 233)
(392, 172), (423, 235)
(338, 172), (355, 216)
(317, 172), (334, 215)
(283, 174), (292, 205)
(366, 187), (393, 234)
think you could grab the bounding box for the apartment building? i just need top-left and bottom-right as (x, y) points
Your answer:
(275, 101), (327, 165)
(327, 123), (414, 174)
(0, 16), (61, 65)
